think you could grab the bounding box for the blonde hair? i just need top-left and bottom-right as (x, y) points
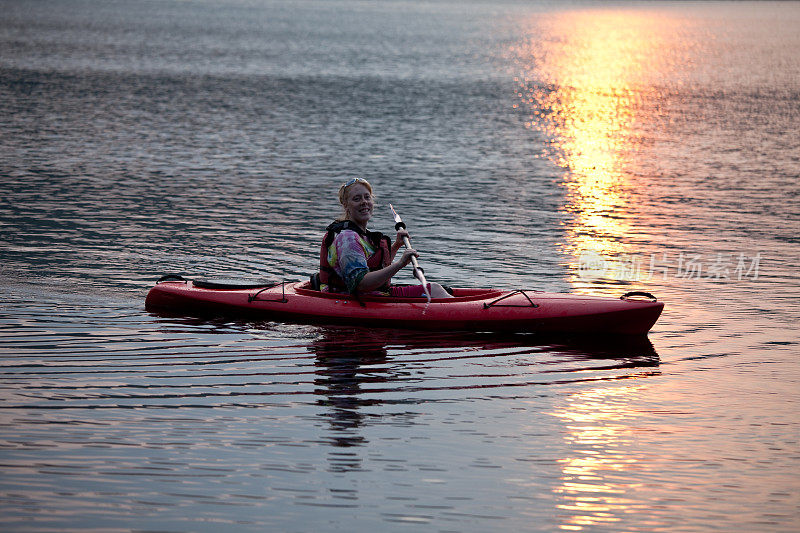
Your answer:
(337, 177), (375, 221)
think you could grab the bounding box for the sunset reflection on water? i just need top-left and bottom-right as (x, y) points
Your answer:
(549, 384), (648, 530)
(513, 10), (692, 290)
(514, 10), (691, 529)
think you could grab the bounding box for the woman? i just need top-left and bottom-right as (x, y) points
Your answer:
(318, 177), (453, 298)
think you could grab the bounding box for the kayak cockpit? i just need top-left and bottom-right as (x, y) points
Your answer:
(293, 281), (503, 302)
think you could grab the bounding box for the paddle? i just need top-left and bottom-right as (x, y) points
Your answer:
(389, 204), (432, 303)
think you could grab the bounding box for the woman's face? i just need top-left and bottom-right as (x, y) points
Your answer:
(344, 183), (374, 227)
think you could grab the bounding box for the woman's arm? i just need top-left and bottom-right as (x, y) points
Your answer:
(357, 248), (418, 293)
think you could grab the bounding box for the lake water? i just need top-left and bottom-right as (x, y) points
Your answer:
(1, 0), (799, 531)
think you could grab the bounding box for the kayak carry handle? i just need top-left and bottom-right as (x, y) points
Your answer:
(157, 274), (188, 284)
(620, 291), (657, 302)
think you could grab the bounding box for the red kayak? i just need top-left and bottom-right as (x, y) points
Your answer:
(145, 275), (663, 335)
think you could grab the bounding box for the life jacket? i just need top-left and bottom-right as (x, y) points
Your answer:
(318, 220), (392, 293)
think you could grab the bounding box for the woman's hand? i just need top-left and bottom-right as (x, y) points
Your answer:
(391, 229), (411, 259)
(394, 229), (409, 247)
(399, 248), (419, 267)
(357, 247), (419, 293)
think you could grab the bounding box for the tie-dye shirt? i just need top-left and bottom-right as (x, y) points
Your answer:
(323, 229), (380, 294)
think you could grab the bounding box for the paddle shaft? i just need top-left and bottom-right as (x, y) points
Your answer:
(402, 236), (424, 277)
(389, 204), (431, 300)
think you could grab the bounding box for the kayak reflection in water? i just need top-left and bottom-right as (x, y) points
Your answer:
(317, 177), (453, 298)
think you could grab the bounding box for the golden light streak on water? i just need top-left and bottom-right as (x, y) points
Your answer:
(513, 10), (692, 290)
(549, 384), (646, 531)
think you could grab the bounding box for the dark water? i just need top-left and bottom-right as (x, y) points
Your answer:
(1, 0), (799, 531)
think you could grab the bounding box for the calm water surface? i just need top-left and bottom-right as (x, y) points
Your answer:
(1, 1), (799, 531)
